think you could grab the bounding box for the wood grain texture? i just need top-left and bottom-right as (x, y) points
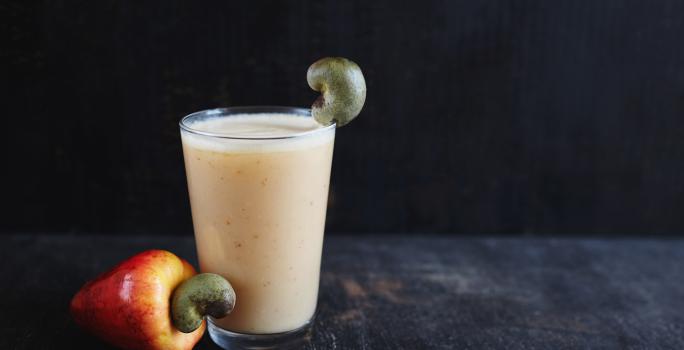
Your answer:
(3, 0), (684, 235)
(1, 234), (682, 349)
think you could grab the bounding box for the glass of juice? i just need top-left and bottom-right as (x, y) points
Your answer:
(180, 106), (335, 349)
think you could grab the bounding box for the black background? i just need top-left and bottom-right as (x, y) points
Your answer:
(3, 1), (684, 235)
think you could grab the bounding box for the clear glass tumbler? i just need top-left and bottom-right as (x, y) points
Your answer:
(179, 107), (335, 349)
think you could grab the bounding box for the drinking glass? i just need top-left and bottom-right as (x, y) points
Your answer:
(180, 106), (335, 349)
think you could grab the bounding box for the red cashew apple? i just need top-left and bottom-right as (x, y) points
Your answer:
(70, 250), (235, 350)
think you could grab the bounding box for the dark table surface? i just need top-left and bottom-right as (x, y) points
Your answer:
(1, 234), (683, 349)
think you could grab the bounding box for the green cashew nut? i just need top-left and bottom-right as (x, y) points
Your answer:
(171, 273), (236, 333)
(307, 57), (366, 127)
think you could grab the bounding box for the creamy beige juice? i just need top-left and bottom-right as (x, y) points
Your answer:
(181, 113), (334, 334)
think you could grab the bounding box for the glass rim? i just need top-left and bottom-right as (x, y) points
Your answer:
(179, 106), (336, 140)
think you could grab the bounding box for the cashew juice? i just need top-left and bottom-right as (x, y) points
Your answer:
(181, 112), (334, 334)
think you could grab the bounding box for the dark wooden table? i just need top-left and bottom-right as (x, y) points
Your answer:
(1, 234), (683, 349)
